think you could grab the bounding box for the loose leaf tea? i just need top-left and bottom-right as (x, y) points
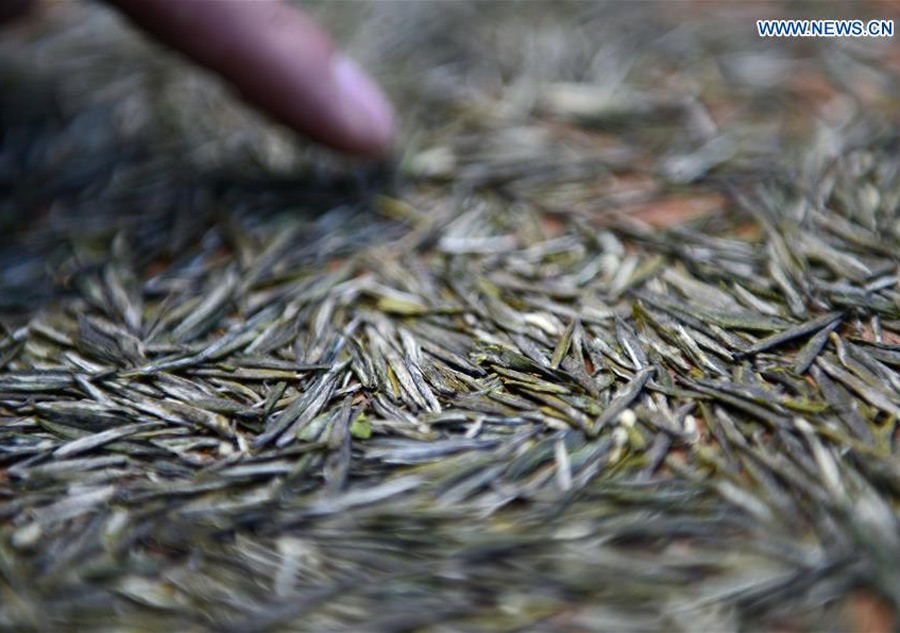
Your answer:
(1, 1), (899, 632)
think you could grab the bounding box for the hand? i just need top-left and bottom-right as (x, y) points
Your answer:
(3, 0), (395, 157)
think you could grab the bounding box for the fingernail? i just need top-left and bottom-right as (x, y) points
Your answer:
(332, 54), (394, 154)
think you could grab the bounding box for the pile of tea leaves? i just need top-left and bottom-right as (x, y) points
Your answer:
(2, 2), (900, 631)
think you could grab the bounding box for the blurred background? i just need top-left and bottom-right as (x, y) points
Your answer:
(0, 1), (897, 307)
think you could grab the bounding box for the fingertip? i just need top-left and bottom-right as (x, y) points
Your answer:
(331, 54), (395, 156)
(106, 0), (396, 157)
